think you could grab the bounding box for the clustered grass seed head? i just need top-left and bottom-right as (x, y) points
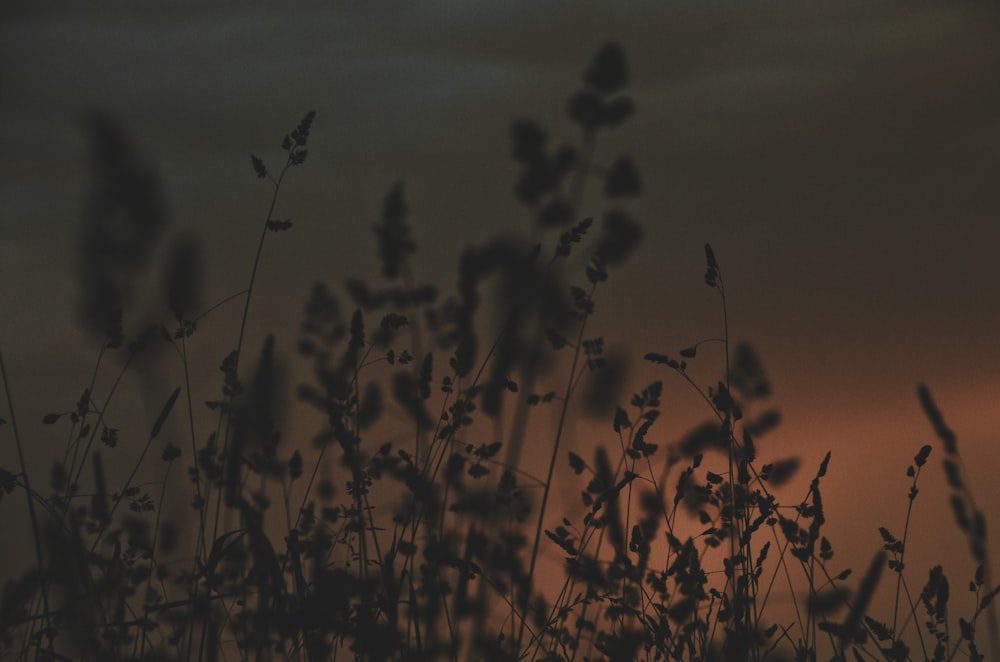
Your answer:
(0, 41), (995, 662)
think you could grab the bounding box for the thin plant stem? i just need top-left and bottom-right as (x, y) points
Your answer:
(518, 280), (598, 654)
(0, 350), (54, 657)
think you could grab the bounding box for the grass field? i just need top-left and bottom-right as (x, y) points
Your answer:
(0, 42), (996, 662)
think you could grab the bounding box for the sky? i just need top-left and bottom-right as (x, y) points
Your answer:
(2, 0), (1000, 650)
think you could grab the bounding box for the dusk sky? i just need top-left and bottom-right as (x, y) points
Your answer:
(2, 0), (1000, 643)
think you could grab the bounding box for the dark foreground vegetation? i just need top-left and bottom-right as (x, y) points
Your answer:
(0, 43), (996, 662)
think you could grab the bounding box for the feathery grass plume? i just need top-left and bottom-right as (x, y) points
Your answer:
(917, 383), (957, 454)
(916, 385), (999, 658)
(836, 550), (887, 648)
(584, 41), (628, 94)
(743, 408), (780, 439)
(762, 457), (800, 488)
(594, 208), (643, 266)
(568, 41), (632, 131)
(704, 243), (719, 288)
(161, 230), (205, 324)
(149, 386), (180, 440)
(77, 111), (167, 343)
(918, 386), (989, 563)
(283, 109), (315, 165)
(677, 420), (730, 458)
(729, 343), (771, 401)
(510, 117), (577, 222)
(373, 182), (415, 281)
(222, 336), (284, 506)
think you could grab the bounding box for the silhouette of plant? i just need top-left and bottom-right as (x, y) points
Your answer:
(0, 41), (995, 662)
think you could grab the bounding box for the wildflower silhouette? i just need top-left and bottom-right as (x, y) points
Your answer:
(0, 42), (994, 662)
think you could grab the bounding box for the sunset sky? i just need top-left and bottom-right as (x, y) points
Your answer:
(2, 0), (1000, 644)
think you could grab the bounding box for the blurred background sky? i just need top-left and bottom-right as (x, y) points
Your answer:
(2, 0), (1000, 630)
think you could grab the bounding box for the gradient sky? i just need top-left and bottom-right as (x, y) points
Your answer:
(2, 0), (1000, 641)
